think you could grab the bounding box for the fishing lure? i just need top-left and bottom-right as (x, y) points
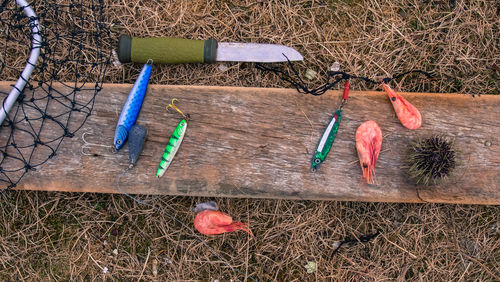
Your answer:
(311, 80), (350, 171)
(312, 110), (342, 171)
(156, 99), (187, 178)
(114, 59), (153, 150)
(355, 120), (383, 184)
(128, 124), (147, 166)
(381, 81), (421, 130)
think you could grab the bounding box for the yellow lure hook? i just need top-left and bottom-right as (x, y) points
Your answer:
(166, 98), (186, 118)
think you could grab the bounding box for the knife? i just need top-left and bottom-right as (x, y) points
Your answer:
(118, 35), (303, 64)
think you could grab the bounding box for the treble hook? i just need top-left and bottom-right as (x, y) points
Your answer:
(81, 131), (116, 156)
(166, 98), (188, 119)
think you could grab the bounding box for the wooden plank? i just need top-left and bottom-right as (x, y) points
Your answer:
(1, 82), (499, 204)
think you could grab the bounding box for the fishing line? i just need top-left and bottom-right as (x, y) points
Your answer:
(332, 230), (380, 255)
(255, 57), (433, 96)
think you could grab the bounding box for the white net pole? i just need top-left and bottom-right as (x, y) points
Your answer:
(0, 0), (42, 125)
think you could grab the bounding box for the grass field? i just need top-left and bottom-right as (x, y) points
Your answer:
(1, 0), (499, 280)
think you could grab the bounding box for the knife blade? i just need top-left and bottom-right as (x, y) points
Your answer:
(118, 35), (303, 64)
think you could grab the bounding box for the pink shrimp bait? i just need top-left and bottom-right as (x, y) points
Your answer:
(381, 82), (421, 130)
(194, 210), (253, 236)
(355, 121), (383, 184)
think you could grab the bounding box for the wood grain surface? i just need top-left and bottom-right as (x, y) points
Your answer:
(2, 82), (499, 204)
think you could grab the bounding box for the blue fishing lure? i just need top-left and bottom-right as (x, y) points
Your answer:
(113, 59), (153, 150)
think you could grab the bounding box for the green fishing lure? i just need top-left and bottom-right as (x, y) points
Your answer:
(156, 119), (187, 177)
(312, 110), (342, 171)
(156, 99), (187, 178)
(311, 80), (350, 172)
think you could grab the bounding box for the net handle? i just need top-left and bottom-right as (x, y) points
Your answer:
(0, 0), (42, 125)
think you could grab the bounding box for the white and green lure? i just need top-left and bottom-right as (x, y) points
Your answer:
(311, 80), (350, 172)
(156, 99), (187, 178)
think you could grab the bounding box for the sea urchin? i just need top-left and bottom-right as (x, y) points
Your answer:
(407, 136), (456, 185)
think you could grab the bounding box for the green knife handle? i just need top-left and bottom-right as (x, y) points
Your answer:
(118, 35), (218, 64)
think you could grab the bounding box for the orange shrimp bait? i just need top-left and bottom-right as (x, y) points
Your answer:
(194, 210), (253, 236)
(381, 82), (421, 130)
(355, 121), (383, 184)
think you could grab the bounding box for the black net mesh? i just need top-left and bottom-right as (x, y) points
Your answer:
(0, 0), (111, 192)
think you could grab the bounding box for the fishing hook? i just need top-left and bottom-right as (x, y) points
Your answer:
(166, 98), (188, 119)
(81, 131), (116, 156)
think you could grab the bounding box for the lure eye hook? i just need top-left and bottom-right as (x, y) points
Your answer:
(166, 98), (187, 119)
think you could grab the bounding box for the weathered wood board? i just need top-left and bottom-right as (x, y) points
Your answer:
(2, 82), (499, 204)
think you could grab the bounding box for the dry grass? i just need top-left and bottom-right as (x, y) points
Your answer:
(1, 192), (499, 280)
(1, 0), (499, 280)
(104, 0), (499, 94)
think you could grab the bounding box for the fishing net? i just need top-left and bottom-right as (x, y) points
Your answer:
(0, 0), (111, 192)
